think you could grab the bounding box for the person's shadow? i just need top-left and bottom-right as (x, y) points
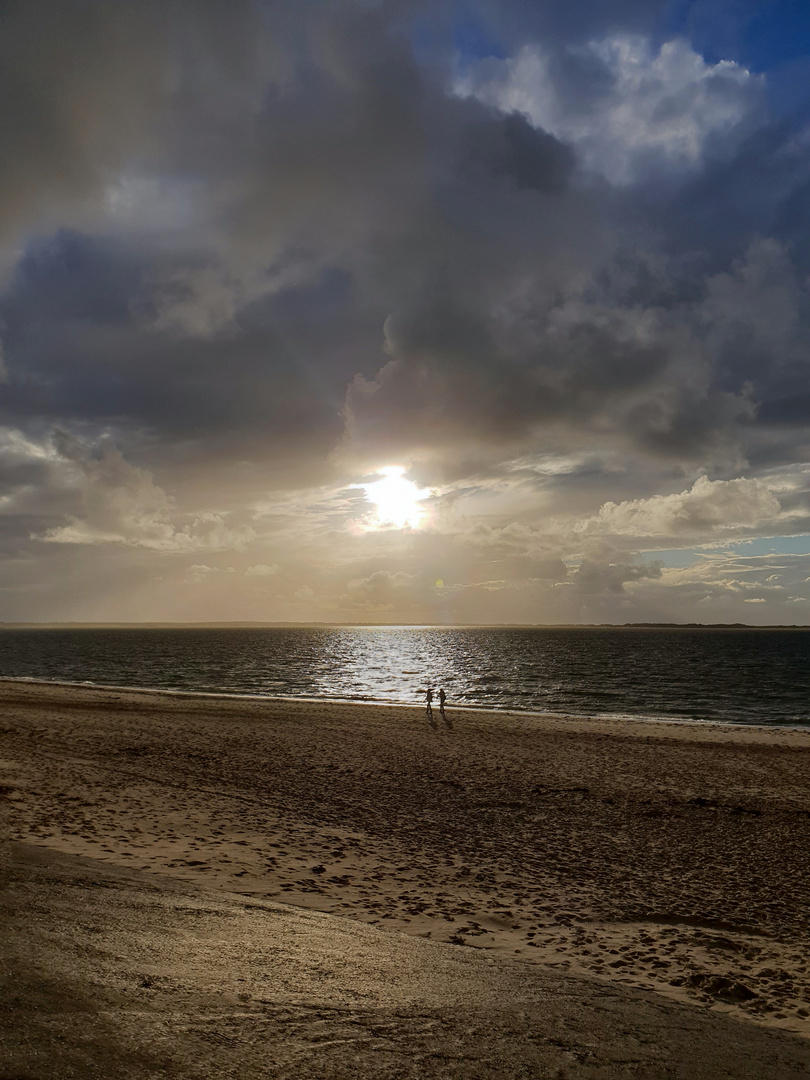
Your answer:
(440, 704), (453, 729)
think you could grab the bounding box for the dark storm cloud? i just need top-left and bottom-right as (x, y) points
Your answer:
(1, 0), (809, 500)
(625, 121), (807, 274)
(0, 0), (273, 240)
(460, 111), (574, 193)
(0, 1), (156, 236)
(0, 231), (368, 477)
(343, 292), (755, 470)
(0, 1), (595, 476)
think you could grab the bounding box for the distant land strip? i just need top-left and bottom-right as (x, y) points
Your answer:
(1, 622), (809, 630)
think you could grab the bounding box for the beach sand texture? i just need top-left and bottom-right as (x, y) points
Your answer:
(5, 843), (810, 1080)
(2, 680), (810, 1076)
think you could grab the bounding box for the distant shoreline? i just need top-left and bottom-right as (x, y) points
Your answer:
(2, 621), (809, 630)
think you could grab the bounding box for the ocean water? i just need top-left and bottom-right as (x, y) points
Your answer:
(1, 625), (808, 727)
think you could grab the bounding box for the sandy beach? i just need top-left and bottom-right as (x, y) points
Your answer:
(3, 679), (810, 1075)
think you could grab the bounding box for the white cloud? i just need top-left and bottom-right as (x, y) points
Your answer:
(187, 563), (235, 583)
(244, 563), (279, 577)
(574, 475), (781, 541)
(188, 564), (214, 579)
(0, 427), (60, 463)
(635, 551), (810, 614)
(462, 35), (764, 185)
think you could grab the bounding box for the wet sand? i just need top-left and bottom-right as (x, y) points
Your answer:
(2, 679), (810, 1070)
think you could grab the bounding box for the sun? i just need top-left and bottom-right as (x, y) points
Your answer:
(360, 467), (428, 530)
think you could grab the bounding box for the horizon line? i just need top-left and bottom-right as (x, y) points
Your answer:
(1, 621), (809, 630)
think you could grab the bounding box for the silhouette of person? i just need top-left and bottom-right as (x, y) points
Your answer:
(425, 687), (434, 719)
(438, 687), (447, 716)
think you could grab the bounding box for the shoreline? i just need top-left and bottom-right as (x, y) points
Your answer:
(1, 674), (809, 735)
(3, 678), (810, 1044)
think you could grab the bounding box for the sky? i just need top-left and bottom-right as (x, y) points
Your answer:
(2, 0), (810, 625)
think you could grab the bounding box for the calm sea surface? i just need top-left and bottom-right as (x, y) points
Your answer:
(0, 626), (808, 727)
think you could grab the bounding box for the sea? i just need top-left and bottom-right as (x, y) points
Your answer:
(0, 625), (808, 728)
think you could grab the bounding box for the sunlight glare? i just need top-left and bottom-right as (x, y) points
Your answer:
(361, 467), (428, 529)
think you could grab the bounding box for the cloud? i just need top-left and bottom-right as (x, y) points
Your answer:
(41, 432), (255, 552)
(0, 0), (273, 244)
(0, 6), (791, 488)
(342, 288), (755, 473)
(698, 239), (810, 430)
(624, 551), (810, 621)
(569, 558), (663, 595)
(186, 563), (235, 584)
(0, 1), (808, 624)
(346, 570), (422, 612)
(575, 475), (782, 542)
(244, 563), (279, 577)
(462, 35), (765, 185)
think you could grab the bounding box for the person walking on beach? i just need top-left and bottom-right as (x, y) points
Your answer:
(425, 687), (434, 719)
(438, 687), (446, 716)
